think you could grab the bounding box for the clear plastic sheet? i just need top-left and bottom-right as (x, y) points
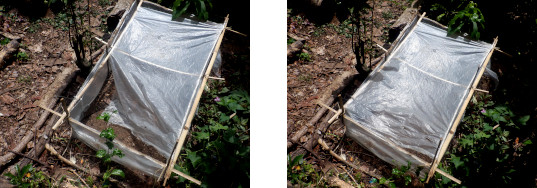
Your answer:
(69, 1), (224, 177)
(344, 17), (494, 170)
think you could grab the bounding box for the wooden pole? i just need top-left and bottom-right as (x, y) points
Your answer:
(162, 15), (229, 186)
(426, 37), (498, 183)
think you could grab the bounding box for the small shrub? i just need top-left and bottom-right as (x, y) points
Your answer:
(96, 112), (125, 187)
(287, 154), (319, 187)
(171, 0), (212, 21)
(4, 163), (51, 187)
(298, 52), (311, 62)
(0, 37), (11, 45)
(16, 51), (29, 61)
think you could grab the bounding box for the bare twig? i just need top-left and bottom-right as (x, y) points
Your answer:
(68, 168), (90, 188)
(7, 150), (49, 167)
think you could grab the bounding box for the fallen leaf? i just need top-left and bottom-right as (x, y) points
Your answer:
(0, 94), (15, 104)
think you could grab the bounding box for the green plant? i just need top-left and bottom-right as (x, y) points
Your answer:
(287, 37), (296, 45)
(171, 0), (212, 21)
(96, 112), (125, 187)
(16, 51), (29, 61)
(431, 0), (485, 40)
(298, 52), (311, 62)
(4, 163), (51, 187)
(287, 154), (319, 187)
(447, 1), (485, 39)
(0, 37), (11, 45)
(17, 75), (32, 84)
(173, 81), (249, 187)
(433, 94), (531, 186)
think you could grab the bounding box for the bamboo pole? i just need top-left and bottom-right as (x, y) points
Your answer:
(162, 15), (229, 186)
(435, 168), (461, 184)
(317, 102), (338, 113)
(426, 37), (498, 183)
(327, 109), (342, 124)
(51, 0), (144, 131)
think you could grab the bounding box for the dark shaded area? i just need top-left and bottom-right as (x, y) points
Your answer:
(424, 0), (537, 187)
(148, 0), (250, 34)
(287, 0), (370, 25)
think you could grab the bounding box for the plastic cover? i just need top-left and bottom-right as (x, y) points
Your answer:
(69, 1), (224, 177)
(343, 17), (494, 169)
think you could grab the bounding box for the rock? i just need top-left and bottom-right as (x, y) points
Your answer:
(389, 7), (419, 42)
(311, 46), (325, 56)
(28, 42), (43, 53)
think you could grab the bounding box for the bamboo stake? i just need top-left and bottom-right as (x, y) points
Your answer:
(225, 27), (247, 37)
(435, 168), (461, 184)
(162, 15), (229, 186)
(426, 37), (498, 183)
(317, 102), (338, 113)
(51, 0), (144, 131)
(327, 109), (342, 124)
(318, 138), (386, 182)
(474, 88), (488, 93)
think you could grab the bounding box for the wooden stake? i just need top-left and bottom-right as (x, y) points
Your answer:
(426, 37), (498, 183)
(317, 101), (338, 113)
(162, 15), (229, 186)
(318, 138), (386, 183)
(327, 109), (342, 124)
(435, 168), (461, 184)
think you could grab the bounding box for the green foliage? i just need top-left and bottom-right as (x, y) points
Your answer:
(173, 80), (249, 187)
(0, 37), (10, 45)
(4, 164), (51, 188)
(287, 154), (319, 187)
(96, 114), (125, 187)
(16, 51), (29, 61)
(430, 0), (485, 40)
(287, 37), (296, 45)
(171, 0), (212, 21)
(298, 52), (312, 62)
(433, 94), (531, 186)
(97, 112), (112, 122)
(17, 75), (32, 84)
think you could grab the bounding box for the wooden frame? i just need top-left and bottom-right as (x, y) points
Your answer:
(44, 0), (228, 185)
(425, 37), (498, 183)
(343, 12), (498, 184)
(161, 15), (229, 186)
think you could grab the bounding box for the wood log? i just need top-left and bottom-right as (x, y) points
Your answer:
(107, 0), (135, 32)
(388, 0), (421, 43)
(328, 176), (354, 188)
(0, 39), (20, 68)
(288, 96), (334, 148)
(14, 67), (76, 172)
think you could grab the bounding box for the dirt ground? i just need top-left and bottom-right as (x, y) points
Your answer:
(287, 0), (420, 187)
